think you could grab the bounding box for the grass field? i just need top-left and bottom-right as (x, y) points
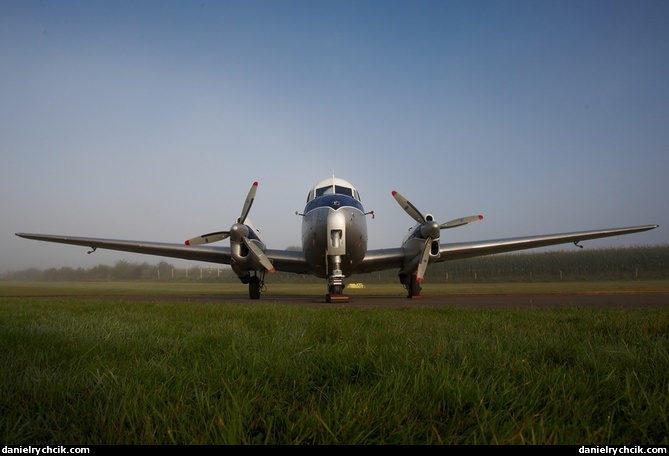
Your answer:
(0, 280), (667, 444)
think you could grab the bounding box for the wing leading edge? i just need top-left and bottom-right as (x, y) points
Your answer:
(358, 225), (658, 273)
(14, 233), (313, 273)
(14, 233), (235, 265)
(436, 225), (659, 262)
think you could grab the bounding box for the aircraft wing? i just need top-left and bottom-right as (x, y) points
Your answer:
(357, 225), (658, 273)
(357, 247), (407, 273)
(15, 233), (315, 273)
(15, 233), (236, 265)
(264, 248), (312, 274)
(435, 225), (659, 262)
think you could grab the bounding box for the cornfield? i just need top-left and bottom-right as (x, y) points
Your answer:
(428, 245), (669, 283)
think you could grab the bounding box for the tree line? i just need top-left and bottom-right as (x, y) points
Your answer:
(0, 260), (235, 282)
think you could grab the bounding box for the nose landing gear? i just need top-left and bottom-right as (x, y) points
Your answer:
(325, 254), (349, 303)
(326, 281), (348, 303)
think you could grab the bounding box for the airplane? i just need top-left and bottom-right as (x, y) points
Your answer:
(16, 176), (658, 302)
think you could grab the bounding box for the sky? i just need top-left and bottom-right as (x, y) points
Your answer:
(1, 0), (667, 274)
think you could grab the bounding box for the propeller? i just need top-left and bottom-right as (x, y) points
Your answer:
(184, 229), (229, 246)
(392, 190), (483, 282)
(185, 182), (275, 273)
(392, 190), (427, 224)
(440, 215), (484, 229)
(242, 236), (275, 272)
(416, 237), (432, 283)
(185, 182), (258, 246)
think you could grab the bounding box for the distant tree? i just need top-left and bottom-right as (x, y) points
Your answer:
(112, 260), (135, 280)
(88, 264), (111, 280)
(0, 268), (43, 281)
(155, 261), (172, 280)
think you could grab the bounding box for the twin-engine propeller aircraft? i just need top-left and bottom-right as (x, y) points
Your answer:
(17, 177), (658, 302)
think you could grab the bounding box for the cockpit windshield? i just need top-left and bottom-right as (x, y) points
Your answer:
(316, 185), (353, 198)
(307, 178), (361, 203)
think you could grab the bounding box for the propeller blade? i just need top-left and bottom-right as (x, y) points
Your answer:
(185, 181), (259, 246)
(416, 237), (432, 283)
(185, 231), (230, 246)
(243, 237), (275, 273)
(238, 182), (258, 225)
(440, 215), (483, 229)
(392, 190), (426, 224)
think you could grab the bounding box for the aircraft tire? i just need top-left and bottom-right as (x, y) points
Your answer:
(407, 275), (421, 298)
(249, 276), (261, 299)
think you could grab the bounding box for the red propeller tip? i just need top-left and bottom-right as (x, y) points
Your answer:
(185, 240), (190, 246)
(269, 268), (276, 273)
(478, 215), (483, 220)
(253, 181), (258, 186)
(391, 190), (397, 196)
(416, 277), (423, 283)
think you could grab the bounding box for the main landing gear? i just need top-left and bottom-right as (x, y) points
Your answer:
(402, 274), (422, 299)
(241, 271), (266, 299)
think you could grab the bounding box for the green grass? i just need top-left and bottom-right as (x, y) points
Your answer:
(0, 281), (667, 444)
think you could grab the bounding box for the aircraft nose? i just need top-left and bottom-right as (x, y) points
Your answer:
(326, 210), (347, 255)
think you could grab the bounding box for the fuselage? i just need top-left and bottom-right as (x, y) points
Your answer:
(300, 178), (368, 278)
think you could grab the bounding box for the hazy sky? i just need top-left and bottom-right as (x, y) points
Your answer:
(2, 0), (667, 274)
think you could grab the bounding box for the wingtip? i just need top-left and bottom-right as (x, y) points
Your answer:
(391, 190), (397, 196)
(184, 240), (190, 246)
(269, 268), (276, 273)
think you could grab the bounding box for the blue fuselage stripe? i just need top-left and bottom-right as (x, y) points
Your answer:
(304, 195), (364, 214)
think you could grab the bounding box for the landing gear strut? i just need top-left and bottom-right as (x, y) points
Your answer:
(247, 271), (266, 300)
(325, 254), (349, 303)
(402, 274), (422, 299)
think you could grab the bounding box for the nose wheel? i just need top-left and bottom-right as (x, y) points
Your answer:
(325, 251), (349, 302)
(326, 283), (348, 303)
